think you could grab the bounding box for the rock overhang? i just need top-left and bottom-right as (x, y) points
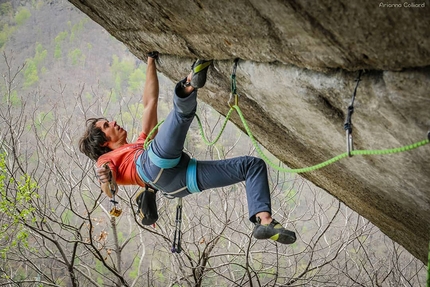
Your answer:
(68, 0), (430, 263)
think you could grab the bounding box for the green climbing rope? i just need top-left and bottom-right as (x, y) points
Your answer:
(143, 103), (429, 174)
(143, 120), (164, 149)
(194, 110), (235, 146)
(194, 104), (429, 173)
(143, 107), (234, 149)
(235, 104), (428, 172)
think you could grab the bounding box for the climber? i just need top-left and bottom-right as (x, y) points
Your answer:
(78, 52), (296, 245)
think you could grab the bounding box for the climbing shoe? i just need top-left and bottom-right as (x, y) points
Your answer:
(189, 59), (212, 88)
(253, 218), (296, 244)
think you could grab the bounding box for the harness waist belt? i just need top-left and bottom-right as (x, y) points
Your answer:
(148, 143), (181, 169)
(136, 149), (201, 195)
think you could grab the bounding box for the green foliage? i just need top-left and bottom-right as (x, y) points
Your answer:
(114, 73), (122, 92)
(154, 270), (166, 284)
(0, 153), (39, 259)
(0, 27), (7, 48)
(120, 113), (133, 129)
(54, 31), (68, 59)
(111, 55), (135, 92)
(84, 92), (93, 102)
(23, 43), (47, 87)
(9, 90), (21, 106)
(55, 31), (68, 43)
(0, 3), (32, 49)
(14, 7), (31, 26)
(29, 111), (54, 139)
(128, 67), (145, 92)
(54, 43), (62, 59)
(118, 231), (124, 242)
(284, 188), (297, 207)
(69, 19), (86, 42)
(130, 102), (144, 117)
(0, 2), (13, 17)
(0, 153), (5, 187)
(0, 23), (16, 49)
(69, 31), (76, 42)
(110, 90), (118, 104)
(74, 19), (86, 32)
(120, 103), (144, 131)
(23, 59), (39, 87)
(95, 260), (106, 285)
(129, 256), (139, 279)
(61, 209), (73, 225)
(35, 111), (54, 130)
(34, 42), (47, 65)
(34, 0), (44, 11)
(68, 48), (85, 66)
(0, 82), (20, 106)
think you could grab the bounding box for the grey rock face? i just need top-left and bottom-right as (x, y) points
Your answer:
(68, 0), (430, 263)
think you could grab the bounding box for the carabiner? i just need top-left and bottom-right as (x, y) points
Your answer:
(106, 166), (122, 217)
(228, 93), (239, 108)
(228, 58), (240, 107)
(346, 131), (353, 157)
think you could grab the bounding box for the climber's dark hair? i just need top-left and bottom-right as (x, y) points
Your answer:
(79, 118), (112, 161)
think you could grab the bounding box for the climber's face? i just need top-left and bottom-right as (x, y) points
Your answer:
(95, 119), (128, 149)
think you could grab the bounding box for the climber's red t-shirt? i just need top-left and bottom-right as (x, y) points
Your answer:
(96, 132), (147, 187)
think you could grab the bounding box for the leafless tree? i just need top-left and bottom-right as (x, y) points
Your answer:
(0, 53), (426, 287)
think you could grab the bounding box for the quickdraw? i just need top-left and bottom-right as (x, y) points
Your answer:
(171, 197), (182, 253)
(228, 58), (240, 107)
(344, 70), (363, 157)
(109, 190), (122, 217)
(103, 163), (122, 217)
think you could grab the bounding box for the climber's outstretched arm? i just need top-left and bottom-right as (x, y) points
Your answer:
(141, 54), (159, 138)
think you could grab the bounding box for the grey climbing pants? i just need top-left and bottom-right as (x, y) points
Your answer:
(136, 79), (271, 222)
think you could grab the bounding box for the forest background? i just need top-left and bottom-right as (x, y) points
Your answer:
(0, 1), (427, 286)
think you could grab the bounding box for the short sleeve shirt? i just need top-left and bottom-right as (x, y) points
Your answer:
(96, 132), (147, 187)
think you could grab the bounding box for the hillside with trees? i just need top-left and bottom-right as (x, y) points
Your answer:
(0, 1), (427, 286)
